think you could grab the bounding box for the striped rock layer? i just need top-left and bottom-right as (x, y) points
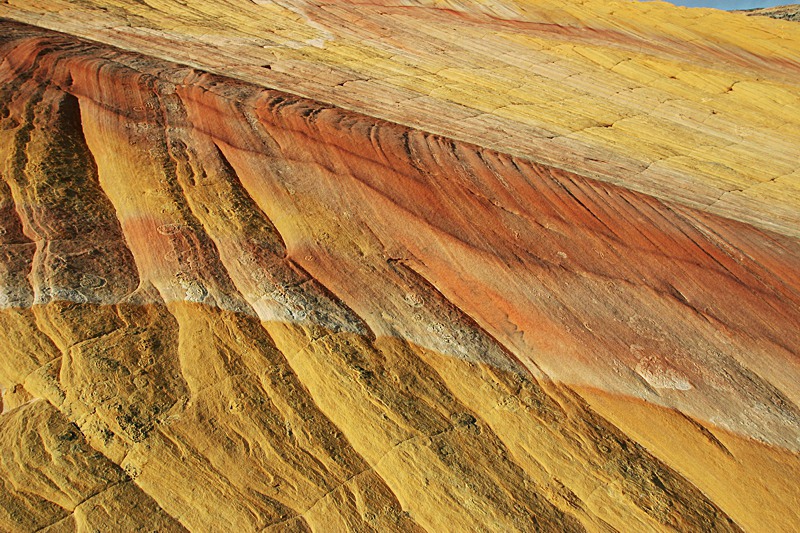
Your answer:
(1, 0), (800, 238)
(0, 5), (799, 533)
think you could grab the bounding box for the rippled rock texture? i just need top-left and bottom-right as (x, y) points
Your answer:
(3, 0), (800, 238)
(0, 13), (799, 533)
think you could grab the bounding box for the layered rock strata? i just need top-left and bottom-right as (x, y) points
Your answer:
(1, 17), (799, 533)
(1, 0), (800, 237)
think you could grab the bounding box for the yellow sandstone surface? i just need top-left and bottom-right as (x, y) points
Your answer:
(0, 1), (799, 533)
(1, 0), (800, 236)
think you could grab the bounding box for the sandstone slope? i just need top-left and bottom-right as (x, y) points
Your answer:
(1, 0), (799, 237)
(0, 1), (799, 533)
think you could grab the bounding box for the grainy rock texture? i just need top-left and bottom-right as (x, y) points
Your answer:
(738, 4), (800, 22)
(0, 2), (799, 532)
(2, 0), (800, 237)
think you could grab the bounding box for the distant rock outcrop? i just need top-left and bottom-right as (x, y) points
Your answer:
(737, 4), (800, 22)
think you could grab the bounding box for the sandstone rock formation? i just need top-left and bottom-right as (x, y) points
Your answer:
(0, 1), (799, 532)
(738, 4), (800, 22)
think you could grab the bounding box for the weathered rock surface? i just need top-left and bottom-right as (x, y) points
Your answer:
(738, 4), (800, 22)
(0, 1), (799, 532)
(2, 0), (800, 238)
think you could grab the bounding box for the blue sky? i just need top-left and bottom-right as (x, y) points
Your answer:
(657, 0), (789, 8)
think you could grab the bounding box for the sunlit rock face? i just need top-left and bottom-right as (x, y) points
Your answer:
(2, 0), (800, 239)
(738, 4), (800, 21)
(0, 2), (799, 533)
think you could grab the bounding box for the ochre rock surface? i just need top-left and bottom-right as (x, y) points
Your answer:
(0, 4), (799, 533)
(1, 0), (800, 238)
